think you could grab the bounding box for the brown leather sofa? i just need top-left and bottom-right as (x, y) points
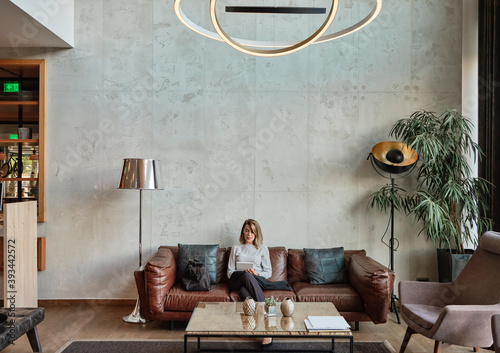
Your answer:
(134, 246), (395, 327)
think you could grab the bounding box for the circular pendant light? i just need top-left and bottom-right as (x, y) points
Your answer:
(174, 0), (383, 57)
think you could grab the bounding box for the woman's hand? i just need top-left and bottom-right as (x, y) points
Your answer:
(245, 268), (258, 275)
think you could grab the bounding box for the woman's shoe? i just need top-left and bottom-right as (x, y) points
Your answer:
(262, 337), (273, 349)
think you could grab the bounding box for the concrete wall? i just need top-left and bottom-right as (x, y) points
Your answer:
(0, 0), (463, 299)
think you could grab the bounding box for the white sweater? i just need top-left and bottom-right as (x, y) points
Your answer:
(227, 244), (272, 279)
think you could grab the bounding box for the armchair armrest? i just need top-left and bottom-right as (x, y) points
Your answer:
(348, 254), (395, 324)
(135, 247), (176, 317)
(492, 315), (500, 353)
(432, 304), (500, 347)
(399, 280), (454, 307)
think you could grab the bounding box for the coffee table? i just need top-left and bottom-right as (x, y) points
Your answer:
(184, 302), (353, 353)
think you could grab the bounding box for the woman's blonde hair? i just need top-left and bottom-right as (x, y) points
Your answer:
(239, 219), (263, 249)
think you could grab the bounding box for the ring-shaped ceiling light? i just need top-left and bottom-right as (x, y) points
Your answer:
(210, 0), (339, 57)
(174, 0), (383, 57)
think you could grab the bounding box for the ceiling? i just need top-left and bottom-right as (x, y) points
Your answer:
(0, 0), (74, 48)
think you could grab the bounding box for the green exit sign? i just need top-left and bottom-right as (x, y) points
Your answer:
(9, 134), (18, 139)
(4, 82), (19, 93)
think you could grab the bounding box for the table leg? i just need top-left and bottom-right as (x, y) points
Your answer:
(349, 336), (353, 353)
(197, 336), (200, 352)
(331, 337), (335, 353)
(184, 335), (187, 353)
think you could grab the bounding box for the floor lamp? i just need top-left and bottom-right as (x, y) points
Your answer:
(119, 158), (163, 323)
(368, 141), (417, 324)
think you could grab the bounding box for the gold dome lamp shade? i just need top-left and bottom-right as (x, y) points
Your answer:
(371, 141), (418, 174)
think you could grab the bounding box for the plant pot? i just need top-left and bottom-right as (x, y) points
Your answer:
(437, 248), (473, 282)
(265, 305), (276, 317)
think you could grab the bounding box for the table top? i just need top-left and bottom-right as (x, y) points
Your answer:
(185, 302), (352, 337)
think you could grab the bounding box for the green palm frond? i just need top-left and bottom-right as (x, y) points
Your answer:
(368, 184), (407, 214)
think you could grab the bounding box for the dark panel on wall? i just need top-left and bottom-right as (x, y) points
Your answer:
(478, 0), (500, 231)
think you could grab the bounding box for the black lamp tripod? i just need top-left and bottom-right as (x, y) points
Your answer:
(368, 141), (418, 324)
(387, 176), (400, 323)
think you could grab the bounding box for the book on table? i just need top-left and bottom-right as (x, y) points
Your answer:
(304, 316), (351, 331)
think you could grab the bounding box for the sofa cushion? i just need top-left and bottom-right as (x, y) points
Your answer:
(292, 282), (364, 312)
(167, 246), (229, 284)
(216, 247), (230, 284)
(268, 246), (288, 282)
(177, 244), (219, 284)
(164, 283), (231, 312)
(303, 247), (348, 284)
(288, 249), (311, 283)
(288, 249), (366, 284)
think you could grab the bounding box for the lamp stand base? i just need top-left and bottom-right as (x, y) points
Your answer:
(123, 296), (147, 324)
(390, 292), (401, 324)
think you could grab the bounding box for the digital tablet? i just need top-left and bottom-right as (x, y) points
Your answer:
(236, 262), (254, 271)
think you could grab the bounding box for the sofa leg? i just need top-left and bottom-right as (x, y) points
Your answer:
(354, 322), (359, 331)
(170, 321), (175, 330)
(399, 327), (415, 353)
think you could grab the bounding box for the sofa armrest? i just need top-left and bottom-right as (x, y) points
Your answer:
(135, 247), (176, 316)
(348, 254), (395, 324)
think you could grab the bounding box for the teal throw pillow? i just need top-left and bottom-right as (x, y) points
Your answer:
(303, 247), (348, 284)
(177, 244), (219, 284)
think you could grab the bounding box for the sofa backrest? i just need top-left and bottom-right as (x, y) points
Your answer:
(224, 246), (287, 282)
(163, 245), (366, 285)
(287, 249), (367, 284)
(166, 245), (288, 283)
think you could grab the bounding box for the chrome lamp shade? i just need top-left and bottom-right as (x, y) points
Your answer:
(118, 158), (163, 190)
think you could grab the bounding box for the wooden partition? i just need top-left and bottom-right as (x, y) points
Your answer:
(3, 201), (37, 308)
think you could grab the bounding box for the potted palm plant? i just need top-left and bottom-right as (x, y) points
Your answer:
(369, 109), (492, 281)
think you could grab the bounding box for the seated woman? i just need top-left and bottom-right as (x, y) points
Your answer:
(227, 219), (273, 348)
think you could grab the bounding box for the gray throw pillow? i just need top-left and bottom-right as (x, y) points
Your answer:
(303, 247), (348, 284)
(177, 244), (219, 284)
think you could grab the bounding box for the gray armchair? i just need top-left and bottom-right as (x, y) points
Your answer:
(398, 231), (500, 353)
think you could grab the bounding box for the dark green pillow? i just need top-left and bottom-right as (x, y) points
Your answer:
(177, 244), (219, 284)
(303, 247), (348, 284)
